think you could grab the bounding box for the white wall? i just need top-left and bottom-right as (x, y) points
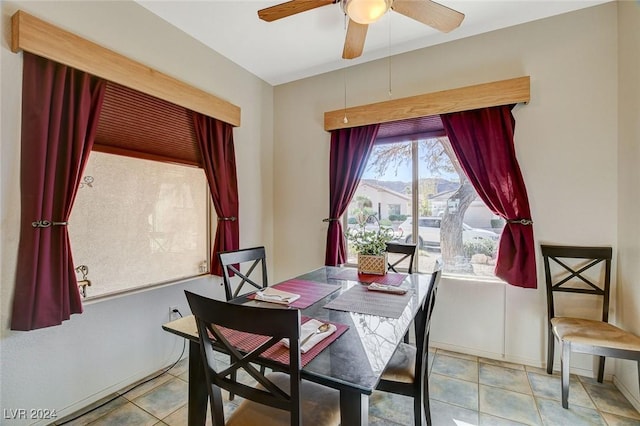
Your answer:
(0, 1), (273, 422)
(615, 0), (640, 407)
(273, 0), (627, 392)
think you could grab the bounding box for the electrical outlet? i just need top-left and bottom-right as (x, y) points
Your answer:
(169, 306), (180, 321)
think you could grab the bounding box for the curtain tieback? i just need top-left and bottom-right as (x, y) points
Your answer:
(322, 218), (340, 222)
(506, 218), (533, 226)
(32, 220), (68, 228)
(217, 217), (237, 221)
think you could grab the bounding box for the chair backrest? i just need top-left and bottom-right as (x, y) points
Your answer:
(386, 242), (417, 274)
(416, 260), (443, 376)
(185, 291), (302, 426)
(541, 245), (612, 323)
(218, 246), (268, 301)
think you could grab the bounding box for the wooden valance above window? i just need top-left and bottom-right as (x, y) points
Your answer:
(11, 10), (240, 127)
(324, 76), (530, 131)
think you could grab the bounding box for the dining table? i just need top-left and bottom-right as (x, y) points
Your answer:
(162, 265), (433, 426)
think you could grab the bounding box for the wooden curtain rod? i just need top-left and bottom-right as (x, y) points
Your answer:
(11, 10), (241, 127)
(324, 76), (530, 131)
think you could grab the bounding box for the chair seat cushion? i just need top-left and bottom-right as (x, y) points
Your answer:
(380, 343), (417, 384)
(227, 372), (340, 426)
(551, 317), (640, 352)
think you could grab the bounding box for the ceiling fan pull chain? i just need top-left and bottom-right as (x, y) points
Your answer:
(343, 68), (349, 124)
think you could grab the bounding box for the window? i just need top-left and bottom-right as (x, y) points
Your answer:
(68, 152), (209, 299)
(345, 137), (505, 277)
(388, 204), (401, 218)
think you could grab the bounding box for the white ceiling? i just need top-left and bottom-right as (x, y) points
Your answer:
(136, 0), (611, 86)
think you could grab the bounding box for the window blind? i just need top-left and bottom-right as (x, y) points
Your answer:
(376, 115), (446, 144)
(94, 81), (201, 167)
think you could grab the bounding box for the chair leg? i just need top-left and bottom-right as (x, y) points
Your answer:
(423, 375), (432, 426)
(561, 341), (571, 409)
(546, 325), (555, 375)
(597, 356), (606, 383)
(228, 353), (240, 401)
(414, 390), (423, 426)
(229, 370), (236, 401)
(414, 375), (429, 426)
(425, 398), (431, 426)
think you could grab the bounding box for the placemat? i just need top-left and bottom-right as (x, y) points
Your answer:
(214, 317), (348, 367)
(328, 269), (408, 286)
(323, 284), (412, 319)
(248, 279), (339, 309)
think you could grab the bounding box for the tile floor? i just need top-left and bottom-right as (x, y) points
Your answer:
(54, 348), (640, 426)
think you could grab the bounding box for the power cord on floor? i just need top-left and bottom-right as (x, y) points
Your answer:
(56, 309), (187, 425)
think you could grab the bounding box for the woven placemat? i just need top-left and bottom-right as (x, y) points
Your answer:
(323, 284), (412, 319)
(214, 317), (348, 367)
(248, 279), (340, 309)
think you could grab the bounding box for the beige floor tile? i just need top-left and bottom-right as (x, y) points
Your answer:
(58, 350), (640, 426)
(432, 353), (479, 382)
(436, 348), (479, 362)
(132, 377), (188, 420)
(480, 356), (526, 371)
(120, 372), (174, 401)
(89, 402), (158, 426)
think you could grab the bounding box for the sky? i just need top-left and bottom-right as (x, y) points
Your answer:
(362, 153), (459, 182)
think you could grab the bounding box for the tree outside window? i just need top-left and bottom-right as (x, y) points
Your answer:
(345, 137), (504, 276)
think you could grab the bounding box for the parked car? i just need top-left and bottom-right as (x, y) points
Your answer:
(397, 217), (499, 249)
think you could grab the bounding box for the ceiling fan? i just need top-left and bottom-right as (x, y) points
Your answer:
(258, 0), (465, 60)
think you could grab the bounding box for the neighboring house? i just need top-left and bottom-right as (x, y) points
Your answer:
(429, 190), (497, 230)
(353, 182), (411, 220)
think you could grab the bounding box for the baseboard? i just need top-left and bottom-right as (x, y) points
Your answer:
(613, 376), (640, 413)
(37, 357), (185, 426)
(430, 341), (543, 368)
(430, 341), (618, 383)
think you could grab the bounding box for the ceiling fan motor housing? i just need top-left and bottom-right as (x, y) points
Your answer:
(342, 0), (394, 25)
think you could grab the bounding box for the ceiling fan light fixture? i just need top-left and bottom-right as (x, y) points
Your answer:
(342, 0), (393, 25)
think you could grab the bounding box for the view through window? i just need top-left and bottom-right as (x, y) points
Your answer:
(68, 152), (210, 298)
(345, 137), (505, 277)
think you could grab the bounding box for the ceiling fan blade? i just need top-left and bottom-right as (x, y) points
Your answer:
(258, 0), (335, 22)
(392, 0), (464, 33)
(342, 19), (368, 59)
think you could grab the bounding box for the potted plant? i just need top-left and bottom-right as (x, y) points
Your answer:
(345, 216), (395, 275)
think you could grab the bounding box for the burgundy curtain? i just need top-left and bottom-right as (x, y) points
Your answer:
(11, 53), (106, 330)
(192, 113), (239, 276)
(325, 124), (380, 266)
(441, 105), (536, 289)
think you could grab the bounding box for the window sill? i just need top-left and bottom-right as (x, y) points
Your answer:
(81, 273), (212, 305)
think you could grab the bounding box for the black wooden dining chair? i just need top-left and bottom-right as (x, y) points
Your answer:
(376, 260), (443, 426)
(218, 246), (270, 400)
(218, 246), (269, 301)
(386, 242), (417, 274)
(386, 242), (418, 343)
(542, 244), (640, 409)
(185, 291), (340, 426)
